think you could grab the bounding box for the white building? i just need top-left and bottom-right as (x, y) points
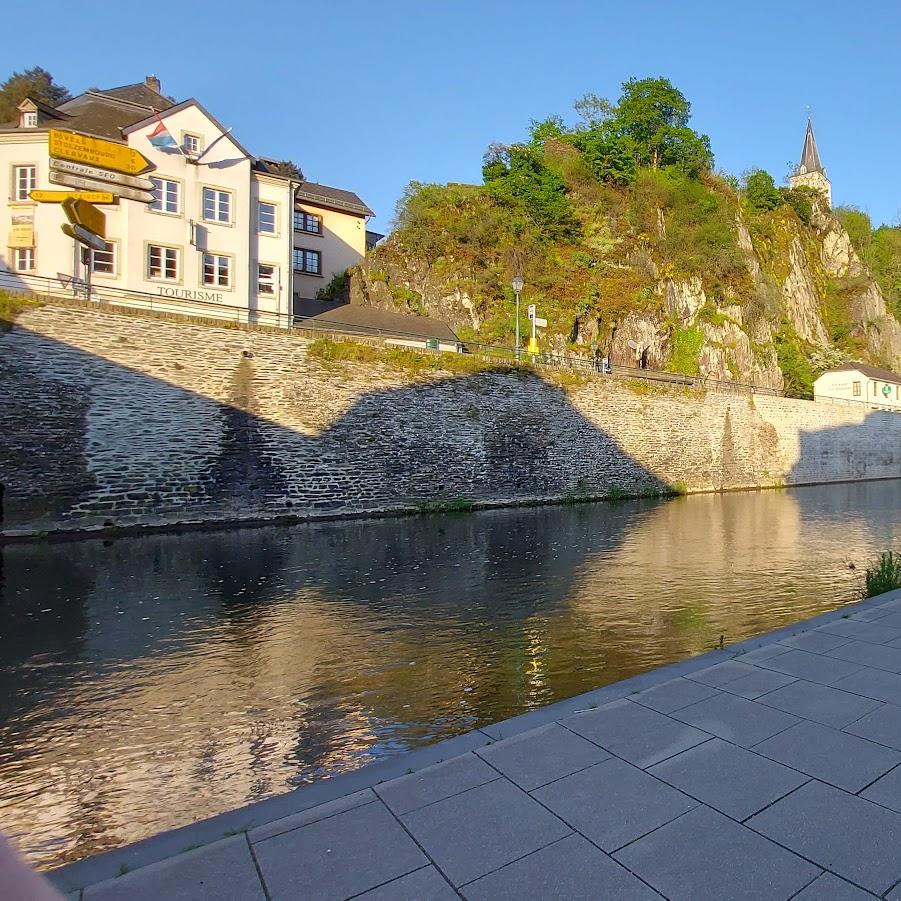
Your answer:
(0, 77), (373, 325)
(814, 363), (901, 410)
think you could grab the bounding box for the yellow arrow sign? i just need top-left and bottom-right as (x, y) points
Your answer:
(31, 190), (117, 204)
(49, 129), (155, 175)
(62, 197), (106, 239)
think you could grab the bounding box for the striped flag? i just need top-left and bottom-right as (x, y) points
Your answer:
(148, 118), (178, 151)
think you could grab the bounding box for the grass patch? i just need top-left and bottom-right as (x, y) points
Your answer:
(864, 551), (901, 598)
(306, 337), (381, 363)
(0, 290), (43, 332)
(415, 498), (474, 514)
(666, 326), (704, 376)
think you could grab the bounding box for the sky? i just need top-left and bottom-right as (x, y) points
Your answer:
(8, 0), (901, 233)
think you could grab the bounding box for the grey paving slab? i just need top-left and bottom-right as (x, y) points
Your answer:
(562, 699), (710, 768)
(818, 618), (901, 644)
(248, 788), (376, 843)
(685, 660), (761, 687)
(793, 873), (877, 899)
(828, 640), (901, 673)
(355, 866), (458, 900)
(868, 611), (901, 631)
(614, 804), (819, 901)
(719, 668), (797, 700)
(736, 643), (791, 663)
(671, 692), (799, 747)
(83, 836), (264, 901)
(851, 605), (897, 622)
(860, 764), (901, 813)
(475, 723), (609, 791)
(747, 779), (901, 895)
(531, 756), (697, 852)
(399, 777), (571, 887)
(66, 894), (80, 901)
(648, 738), (808, 821)
(758, 648), (864, 685)
(844, 702), (901, 750)
(632, 677), (720, 713)
(253, 801), (426, 901)
(461, 833), (661, 900)
(833, 666), (901, 704)
(778, 630), (850, 653)
(753, 720), (901, 792)
(754, 679), (882, 728)
(374, 752), (498, 815)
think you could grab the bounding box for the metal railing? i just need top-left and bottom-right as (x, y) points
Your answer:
(5, 268), (893, 406)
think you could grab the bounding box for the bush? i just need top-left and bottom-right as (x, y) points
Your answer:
(775, 328), (816, 398)
(316, 270), (348, 302)
(864, 551), (901, 597)
(667, 326), (704, 375)
(744, 169), (782, 212)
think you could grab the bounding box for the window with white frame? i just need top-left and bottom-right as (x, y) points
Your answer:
(13, 247), (35, 271)
(293, 211), (322, 234)
(202, 253), (231, 287)
(90, 241), (116, 275)
(148, 244), (179, 281)
(202, 187), (231, 223)
(22, 111), (37, 128)
(853, 381), (861, 397)
(13, 165), (36, 201)
(293, 248), (321, 275)
(258, 202), (277, 235)
(182, 133), (202, 155)
(258, 263), (277, 295)
(149, 177), (180, 214)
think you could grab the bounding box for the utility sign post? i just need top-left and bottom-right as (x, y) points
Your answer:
(49, 129), (154, 175)
(49, 171), (155, 204)
(527, 305), (543, 354)
(62, 197), (107, 302)
(30, 190), (116, 204)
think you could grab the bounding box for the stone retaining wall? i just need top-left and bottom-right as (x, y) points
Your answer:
(1, 304), (899, 536)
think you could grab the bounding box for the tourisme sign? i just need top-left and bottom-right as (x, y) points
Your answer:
(49, 129), (154, 175)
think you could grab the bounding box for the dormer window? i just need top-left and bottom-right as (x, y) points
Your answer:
(22, 111), (37, 128)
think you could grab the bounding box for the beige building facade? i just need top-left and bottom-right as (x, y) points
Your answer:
(814, 363), (901, 410)
(789, 119), (832, 208)
(0, 77), (372, 325)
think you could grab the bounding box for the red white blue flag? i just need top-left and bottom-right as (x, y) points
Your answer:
(148, 119), (178, 150)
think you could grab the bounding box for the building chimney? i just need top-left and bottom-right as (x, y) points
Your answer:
(145, 75), (161, 94)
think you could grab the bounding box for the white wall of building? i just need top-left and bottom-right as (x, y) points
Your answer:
(293, 203), (367, 302)
(814, 369), (901, 410)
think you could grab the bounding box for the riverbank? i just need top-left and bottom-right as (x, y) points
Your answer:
(50, 585), (901, 899)
(2, 303), (900, 539)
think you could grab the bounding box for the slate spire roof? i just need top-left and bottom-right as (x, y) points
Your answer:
(799, 119), (824, 173)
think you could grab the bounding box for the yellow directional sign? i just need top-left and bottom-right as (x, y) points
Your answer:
(31, 190), (117, 204)
(62, 197), (106, 240)
(49, 129), (155, 175)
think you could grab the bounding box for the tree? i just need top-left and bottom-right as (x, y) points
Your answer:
(744, 169), (782, 211)
(0, 67), (70, 122)
(614, 77), (712, 172)
(573, 93), (615, 129)
(528, 115), (565, 146)
(273, 160), (304, 179)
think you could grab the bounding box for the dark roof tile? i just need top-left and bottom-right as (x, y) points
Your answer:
(293, 301), (459, 343)
(824, 362), (901, 384)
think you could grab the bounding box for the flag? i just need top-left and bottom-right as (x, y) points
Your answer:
(148, 119), (178, 151)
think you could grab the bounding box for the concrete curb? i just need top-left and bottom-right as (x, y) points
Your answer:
(48, 585), (901, 893)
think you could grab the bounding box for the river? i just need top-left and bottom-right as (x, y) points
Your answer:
(2, 481), (900, 868)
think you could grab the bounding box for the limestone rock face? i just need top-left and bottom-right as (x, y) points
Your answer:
(819, 221), (866, 278)
(609, 312), (669, 369)
(737, 216), (762, 280)
(849, 283), (901, 366)
(782, 238), (829, 346)
(662, 277), (706, 321)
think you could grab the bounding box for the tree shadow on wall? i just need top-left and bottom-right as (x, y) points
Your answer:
(0, 322), (673, 535)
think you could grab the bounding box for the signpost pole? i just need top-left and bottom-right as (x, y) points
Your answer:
(84, 248), (92, 302)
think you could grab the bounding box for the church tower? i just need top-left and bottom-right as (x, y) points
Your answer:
(790, 119), (831, 208)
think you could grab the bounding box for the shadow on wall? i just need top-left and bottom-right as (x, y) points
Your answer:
(789, 411), (901, 486)
(0, 318), (670, 534)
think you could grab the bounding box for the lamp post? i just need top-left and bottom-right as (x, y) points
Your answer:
(512, 274), (524, 361)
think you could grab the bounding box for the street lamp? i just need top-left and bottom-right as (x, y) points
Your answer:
(512, 274), (524, 360)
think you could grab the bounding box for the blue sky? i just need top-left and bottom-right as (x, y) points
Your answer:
(9, 0), (901, 232)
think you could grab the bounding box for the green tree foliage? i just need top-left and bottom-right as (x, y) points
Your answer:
(744, 169), (782, 211)
(482, 144), (580, 241)
(780, 187), (814, 225)
(0, 67), (70, 122)
(273, 160), (304, 179)
(528, 116), (565, 146)
(775, 328), (816, 398)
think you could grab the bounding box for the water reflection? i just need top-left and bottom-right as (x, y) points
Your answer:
(2, 481), (899, 868)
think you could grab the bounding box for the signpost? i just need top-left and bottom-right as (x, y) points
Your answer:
(60, 222), (106, 252)
(49, 158), (155, 190)
(527, 305), (544, 354)
(30, 189), (116, 204)
(49, 171), (155, 204)
(49, 129), (154, 175)
(63, 197), (105, 239)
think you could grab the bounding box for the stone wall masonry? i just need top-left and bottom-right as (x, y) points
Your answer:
(1, 304), (899, 537)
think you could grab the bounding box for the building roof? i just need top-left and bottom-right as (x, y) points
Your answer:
(294, 301), (459, 343)
(89, 82), (173, 111)
(296, 181), (374, 217)
(799, 119), (824, 173)
(821, 362), (901, 385)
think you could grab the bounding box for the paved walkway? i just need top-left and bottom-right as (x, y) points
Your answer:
(51, 588), (901, 900)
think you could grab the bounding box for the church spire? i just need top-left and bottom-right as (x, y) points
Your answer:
(799, 118), (824, 174)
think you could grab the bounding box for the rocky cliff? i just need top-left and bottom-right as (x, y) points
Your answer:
(347, 173), (901, 395)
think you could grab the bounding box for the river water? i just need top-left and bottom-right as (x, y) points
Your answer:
(2, 481), (900, 868)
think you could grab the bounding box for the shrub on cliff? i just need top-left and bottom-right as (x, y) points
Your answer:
(744, 169), (782, 212)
